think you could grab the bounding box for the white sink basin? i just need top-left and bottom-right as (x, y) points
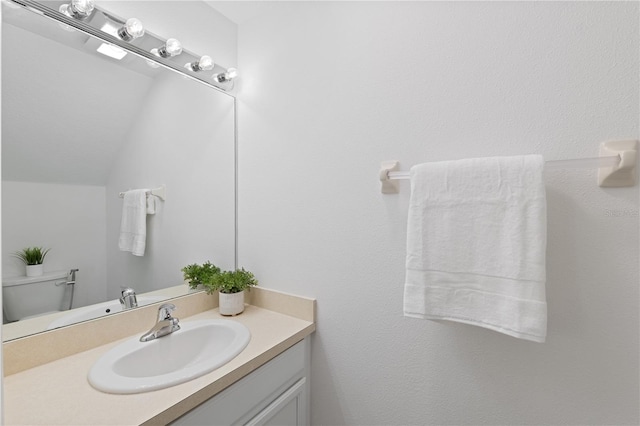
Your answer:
(47, 296), (167, 329)
(88, 319), (250, 394)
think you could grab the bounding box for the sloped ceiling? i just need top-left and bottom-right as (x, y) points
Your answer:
(204, 1), (276, 24)
(2, 18), (154, 186)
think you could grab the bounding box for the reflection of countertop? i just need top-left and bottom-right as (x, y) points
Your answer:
(3, 289), (315, 425)
(3, 285), (196, 341)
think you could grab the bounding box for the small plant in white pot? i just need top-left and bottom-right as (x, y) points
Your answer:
(206, 268), (258, 316)
(13, 246), (50, 277)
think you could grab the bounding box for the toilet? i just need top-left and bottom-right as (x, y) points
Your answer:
(3, 270), (69, 322)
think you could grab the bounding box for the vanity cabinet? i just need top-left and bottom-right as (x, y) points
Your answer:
(171, 337), (311, 426)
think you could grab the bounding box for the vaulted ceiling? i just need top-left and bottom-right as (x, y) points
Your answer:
(2, 10), (154, 186)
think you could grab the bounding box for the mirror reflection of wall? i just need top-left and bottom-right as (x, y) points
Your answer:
(105, 70), (236, 301)
(1, 1), (236, 340)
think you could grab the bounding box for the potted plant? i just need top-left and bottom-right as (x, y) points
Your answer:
(181, 261), (221, 290)
(181, 262), (258, 315)
(207, 268), (258, 316)
(13, 246), (50, 277)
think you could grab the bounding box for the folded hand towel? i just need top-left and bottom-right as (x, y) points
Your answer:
(146, 194), (158, 215)
(403, 155), (547, 342)
(118, 189), (148, 256)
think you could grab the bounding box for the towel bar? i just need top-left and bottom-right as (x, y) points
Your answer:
(118, 184), (166, 201)
(380, 140), (638, 193)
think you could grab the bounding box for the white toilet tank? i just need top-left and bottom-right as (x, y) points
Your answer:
(3, 270), (69, 322)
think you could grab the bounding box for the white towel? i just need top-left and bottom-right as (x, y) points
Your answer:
(118, 189), (148, 256)
(403, 155), (548, 342)
(146, 195), (158, 215)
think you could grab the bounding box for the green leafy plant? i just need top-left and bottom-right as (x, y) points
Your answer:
(181, 261), (221, 290)
(205, 268), (258, 295)
(181, 261), (258, 294)
(13, 247), (50, 265)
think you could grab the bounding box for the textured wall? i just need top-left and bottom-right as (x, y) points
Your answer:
(236, 2), (639, 424)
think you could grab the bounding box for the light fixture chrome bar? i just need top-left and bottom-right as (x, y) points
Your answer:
(7, 0), (237, 95)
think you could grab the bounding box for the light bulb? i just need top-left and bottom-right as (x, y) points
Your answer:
(213, 67), (239, 83)
(153, 38), (183, 58)
(187, 55), (214, 72)
(165, 38), (183, 56)
(118, 18), (145, 41)
(226, 68), (238, 79)
(59, 0), (95, 20)
(197, 55), (214, 70)
(72, 0), (94, 14)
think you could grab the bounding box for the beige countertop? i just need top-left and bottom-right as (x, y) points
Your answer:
(3, 289), (315, 425)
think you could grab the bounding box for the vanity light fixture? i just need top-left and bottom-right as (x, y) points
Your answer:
(151, 38), (183, 58)
(213, 67), (238, 83)
(186, 55), (214, 72)
(59, 0), (95, 20)
(26, 0), (236, 90)
(117, 18), (145, 41)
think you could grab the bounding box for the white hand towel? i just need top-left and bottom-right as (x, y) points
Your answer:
(146, 195), (158, 215)
(118, 189), (148, 256)
(403, 155), (547, 342)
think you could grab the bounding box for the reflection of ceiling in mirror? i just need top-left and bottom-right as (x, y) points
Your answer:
(2, 22), (153, 185)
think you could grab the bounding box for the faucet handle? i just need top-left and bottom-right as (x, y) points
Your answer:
(157, 303), (177, 321)
(120, 286), (135, 294)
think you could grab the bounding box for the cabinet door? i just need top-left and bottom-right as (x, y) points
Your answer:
(170, 338), (309, 426)
(246, 377), (306, 426)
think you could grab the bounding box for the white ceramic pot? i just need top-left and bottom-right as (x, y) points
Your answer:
(26, 264), (44, 277)
(219, 290), (245, 316)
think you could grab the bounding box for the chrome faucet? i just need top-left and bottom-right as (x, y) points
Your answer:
(119, 287), (138, 309)
(139, 303), (180, 342)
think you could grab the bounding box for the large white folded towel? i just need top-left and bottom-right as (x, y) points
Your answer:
(403, 155), (547, 342)
(118, 189), (149, 256)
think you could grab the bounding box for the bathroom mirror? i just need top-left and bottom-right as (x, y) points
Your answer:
(1, 2), (236, 341)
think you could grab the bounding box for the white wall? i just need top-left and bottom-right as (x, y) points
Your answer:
(2, 182), (107, 309)
(237, 2), (639, 425)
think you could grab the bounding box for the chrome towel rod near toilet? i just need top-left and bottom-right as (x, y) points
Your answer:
(380, 140), (638, 193)
(118, 184), (166, 200)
